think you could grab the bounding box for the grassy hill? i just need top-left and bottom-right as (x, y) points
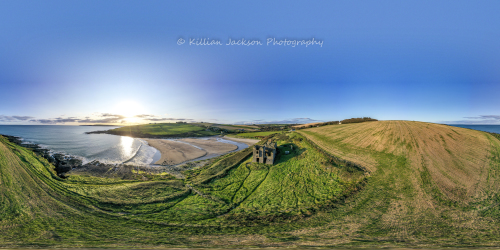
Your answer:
(226, 131), (280, 139)
(100, 122), (219, 138)
(3, 120), (500, 247)
(212, 124), (259, 132)
(299, 120), (500, 244)
(0, 132), (364, 247)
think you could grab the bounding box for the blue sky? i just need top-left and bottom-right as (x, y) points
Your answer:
(0, 0), (499, 125)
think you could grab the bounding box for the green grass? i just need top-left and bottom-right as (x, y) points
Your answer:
(0, 132), (365, 247)
(296, 121), (500, 246)
(197, 135), (364, 218)
(3, 121), (500, 247)
(227, 131), (281, 139)
(211, 124), (259, 132)
(105, 123), (218, 138)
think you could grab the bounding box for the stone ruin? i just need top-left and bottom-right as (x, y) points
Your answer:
(252, 140), (277, 165)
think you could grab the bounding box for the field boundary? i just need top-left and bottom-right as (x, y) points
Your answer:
(298, 132), (370, 174)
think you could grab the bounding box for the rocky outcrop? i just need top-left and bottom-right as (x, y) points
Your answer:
(1, 134), (85, 177)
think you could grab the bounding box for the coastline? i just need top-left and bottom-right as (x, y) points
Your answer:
(144, 136), (257, 166)
(0, 130), (157, 177)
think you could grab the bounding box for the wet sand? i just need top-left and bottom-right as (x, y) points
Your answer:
(178, 138), (237, 154)
(146, 137), (247, 166)
(145, 139), (207, 165)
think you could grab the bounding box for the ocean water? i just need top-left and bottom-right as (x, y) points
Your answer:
(0, 125), (158, 165)
(448, 124), (500, 134)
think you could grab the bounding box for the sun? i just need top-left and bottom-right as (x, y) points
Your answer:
(112, 100), (145, 121)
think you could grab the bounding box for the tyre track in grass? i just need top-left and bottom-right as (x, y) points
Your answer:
(218, 164), (271, 215)
(230, 163), (252, 204)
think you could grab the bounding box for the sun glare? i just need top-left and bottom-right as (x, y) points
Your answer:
(112, 100), (144, 119)
(120, 136), (134, 157)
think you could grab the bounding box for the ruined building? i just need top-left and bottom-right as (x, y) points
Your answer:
(252, 140), (277, 164)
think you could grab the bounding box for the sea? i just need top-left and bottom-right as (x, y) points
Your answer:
(447, 124), (500, 134)
(0, 125), (160, 165)
(0, 125), (250, 166)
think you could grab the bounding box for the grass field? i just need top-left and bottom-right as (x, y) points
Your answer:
(292, 122), (324, 128)
(298, 120), (500, 245)
(212, 124), (259, 132)
(227, 131), (282, 139)
(104, 123), (219, 138)
(3, 120), (500, 247)
(0, 131), (364, 247)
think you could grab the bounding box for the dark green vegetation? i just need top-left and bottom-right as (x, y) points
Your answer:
(211, 124), (259, 132)
(0, 131), (365, 247)
(4, 121), (500, 248)
(93, 122), (219, 138)
(90, 122), (305, 139)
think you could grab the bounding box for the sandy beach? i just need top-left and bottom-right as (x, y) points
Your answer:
(178, 138), (237, 154)
(146, 137), (258, 165)
(145, 139), (207, 165)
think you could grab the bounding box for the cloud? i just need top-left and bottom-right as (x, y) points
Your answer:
(1, 113), (194, 125)
(235, 118), (322, 125)
(442, 115), (500, 125)
(134, 114), (156, 118)
(29, 119), (59, 124)
(101, 113), (121, 117)
(28, 113), (127, 124)
(28, 117), (81, 124)
(143, 117), (193, 122)
(77, 114), (126, 124)
(0, 115), (35, 122)
(463, 115), (500, 120)
(132, 114), (193, 122)
(12, 116), (34, 121)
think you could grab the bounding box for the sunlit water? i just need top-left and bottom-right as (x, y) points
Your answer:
(0, 125), (158, 165)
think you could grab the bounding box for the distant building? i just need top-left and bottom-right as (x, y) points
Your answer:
(339, 121), (342, 124)
(252, 140), (277, 165)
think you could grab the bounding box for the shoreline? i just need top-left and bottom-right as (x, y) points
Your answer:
(0, 133), (156, 177)
(144, 136), (258, 166)
(0, 128), (259, 175)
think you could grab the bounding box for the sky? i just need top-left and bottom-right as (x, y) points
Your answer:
(0, 0), (499, 125)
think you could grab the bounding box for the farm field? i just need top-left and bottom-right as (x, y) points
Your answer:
(299, 120), (500, 244)
(292, 122), (324, 129)
(212, 124), (259, 132)
(227, 131), (282, 139)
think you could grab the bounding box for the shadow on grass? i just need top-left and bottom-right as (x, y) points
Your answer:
(275, 143), (305, 164)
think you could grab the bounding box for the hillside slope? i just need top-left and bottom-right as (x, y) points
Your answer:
(90, 123), (219, 138)
(0, 133), (364, 247)
(3, 121), (500, 247)
(299, 121), (500, 244)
